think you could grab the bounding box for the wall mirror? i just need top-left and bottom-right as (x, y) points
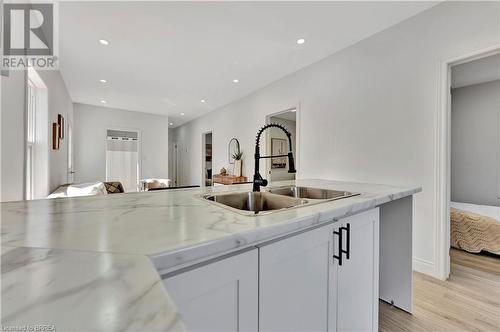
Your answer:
(228, 138), (240, 164)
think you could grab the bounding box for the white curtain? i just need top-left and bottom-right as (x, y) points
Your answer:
(106, 139), (139, 192)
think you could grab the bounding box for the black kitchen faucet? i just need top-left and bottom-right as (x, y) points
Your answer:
(253, 123), (296, 192)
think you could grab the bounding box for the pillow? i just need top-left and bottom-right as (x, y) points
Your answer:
(66, 182), (108, 197)
(142, 178), (171, 190)
(47, 185), (70, 198)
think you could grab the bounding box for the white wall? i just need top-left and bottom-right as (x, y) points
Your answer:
(37, 70), (74, 192)
(451, 80), (500, 207)
(73, 103), (168, 184)
(1, 70), (73, 201)
(171, 1), (500, 277)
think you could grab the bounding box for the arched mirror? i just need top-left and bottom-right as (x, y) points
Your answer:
(228, 138), (240, 164)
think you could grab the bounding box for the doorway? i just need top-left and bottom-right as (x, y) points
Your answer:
(265, 107), (298, 182)
(437, 46), (500, 280)
(202, 132), (213, 187)
(67, 120), (74, 183)
(172, 141), (179, 187)
(448, 54), (500, 266)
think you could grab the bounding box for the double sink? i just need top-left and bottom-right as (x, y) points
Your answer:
(203, 185), (360, 216)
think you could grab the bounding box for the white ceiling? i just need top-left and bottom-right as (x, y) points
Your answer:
(452, 54), (500, 88)
(59, 1), (438, 127)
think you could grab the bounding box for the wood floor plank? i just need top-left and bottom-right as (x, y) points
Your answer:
(379, 249), (500, 332)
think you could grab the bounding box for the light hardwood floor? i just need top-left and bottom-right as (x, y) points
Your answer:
(380, 249), (500, 332)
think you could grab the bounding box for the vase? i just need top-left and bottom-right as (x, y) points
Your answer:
(234, 160), (242, 177)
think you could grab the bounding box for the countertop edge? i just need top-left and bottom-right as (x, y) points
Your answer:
(150, 186), (421, 273)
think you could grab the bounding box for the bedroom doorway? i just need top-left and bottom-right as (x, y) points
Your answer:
(438, 47), (500, 279)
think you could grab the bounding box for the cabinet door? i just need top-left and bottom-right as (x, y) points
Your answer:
(259, 224), (335, 332)
(333, 208), (379, 332)
(162, 249), (258, 332)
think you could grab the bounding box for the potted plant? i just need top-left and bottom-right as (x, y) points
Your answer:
(232, 151), (243, 177)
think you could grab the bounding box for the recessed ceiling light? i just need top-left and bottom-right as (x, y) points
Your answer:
(291, 109), (297, 112)
(99, 39), (110, 45)
(180, 112), (185, 116)
(169, 122), (173, 126)
(200, 99), (206, 103)
(233, 79), (239, 83)
(100, 100), (107, 104)
(99, 79), (107, 83)
(296, 38), (305, 45)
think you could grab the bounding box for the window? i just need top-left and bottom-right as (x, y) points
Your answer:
(105, 129), (140, 192)
(26, 67), (49, 199)
(26, 79), (36, 200)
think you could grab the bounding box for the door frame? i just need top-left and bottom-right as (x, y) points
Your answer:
(264, 104), (301, 181)
(436, 45), (500, 280)
(201, 131), (213, 187)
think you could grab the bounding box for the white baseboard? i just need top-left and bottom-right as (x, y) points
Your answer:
(413, 257), (436, 277)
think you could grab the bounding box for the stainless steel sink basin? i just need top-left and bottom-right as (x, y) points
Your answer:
(203, 191), (308, 215)
(267, 186), (360, 201)
(203, 186), (359, 216)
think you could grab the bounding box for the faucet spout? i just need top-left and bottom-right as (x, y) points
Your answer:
(253, 123), (296, 192)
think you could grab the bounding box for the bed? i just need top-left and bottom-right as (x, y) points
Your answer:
(450, 202), (500, 255)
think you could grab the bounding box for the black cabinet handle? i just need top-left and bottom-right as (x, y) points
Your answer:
(333, 227), (343, 266)
(333, 223), (351, 265)
(343, 223), (350, 260)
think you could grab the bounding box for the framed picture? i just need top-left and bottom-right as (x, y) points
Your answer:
(58, 114), (64, 139)
(271, 138), (287, 169)
(52, 123), (60, 150)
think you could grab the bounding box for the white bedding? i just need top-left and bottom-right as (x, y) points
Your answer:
(451, 202), (500, 221)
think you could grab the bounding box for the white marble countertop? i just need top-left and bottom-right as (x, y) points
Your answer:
(1, 179), (421, 331)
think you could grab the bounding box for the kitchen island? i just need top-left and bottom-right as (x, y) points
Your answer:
(1, 179), (420, 331)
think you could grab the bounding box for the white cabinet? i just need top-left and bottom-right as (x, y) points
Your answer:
(162, 208), (379, 332)
(332, 208), (380, 332)
(162, 249), (258, 332)
(259, 224), (335, 332)
(259, 208), (379, 332)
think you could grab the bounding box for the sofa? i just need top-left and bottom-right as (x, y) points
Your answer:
(48, 181), (125, 198)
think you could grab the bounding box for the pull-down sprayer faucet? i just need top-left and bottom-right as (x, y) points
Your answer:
(253, 123), (296, 192)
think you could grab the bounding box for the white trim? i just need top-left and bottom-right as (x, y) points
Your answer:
(413, 257), (435, 276)
(436, 45), (500, 280)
